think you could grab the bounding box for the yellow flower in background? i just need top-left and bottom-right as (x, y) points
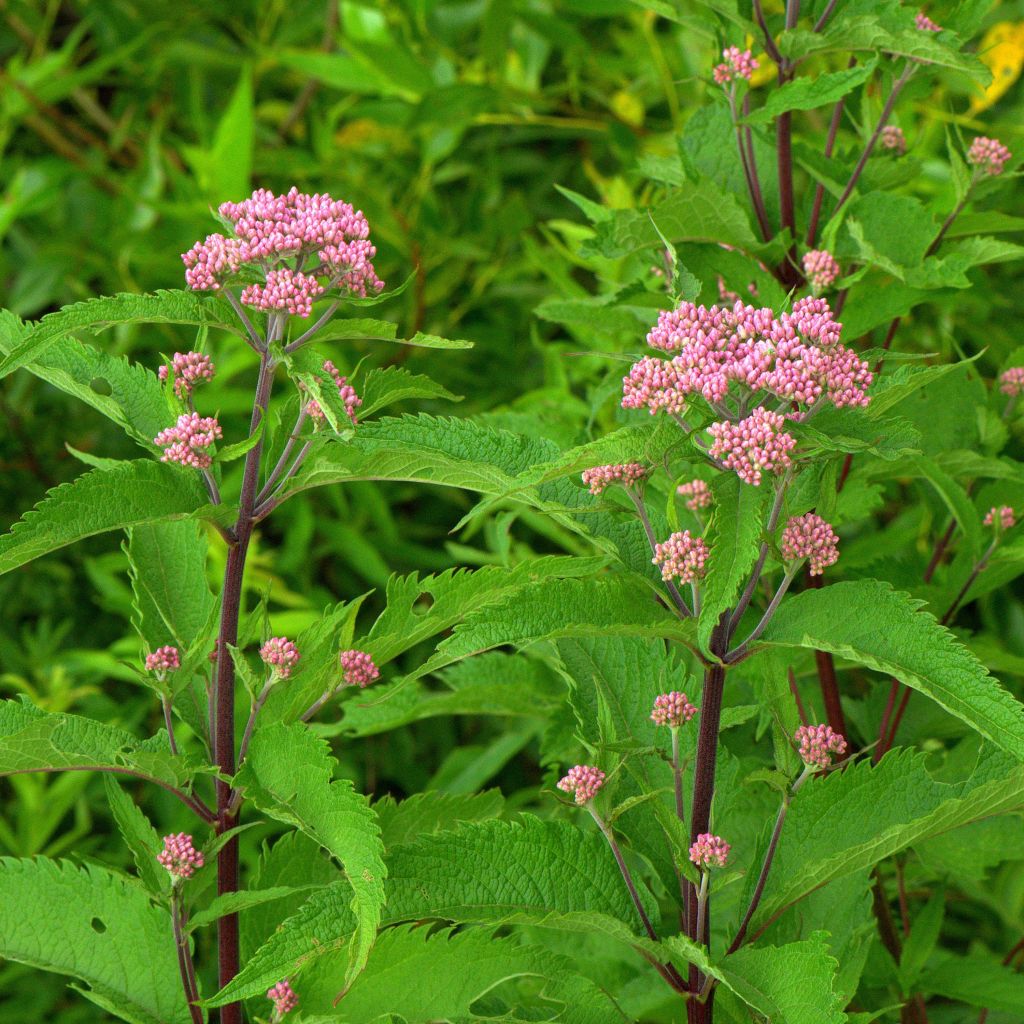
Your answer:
(972, 20), (1024, 111)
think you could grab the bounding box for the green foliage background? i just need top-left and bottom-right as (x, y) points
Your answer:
(2, 0), (1024, 1021)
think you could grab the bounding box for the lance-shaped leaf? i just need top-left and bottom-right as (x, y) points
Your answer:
(0, 857), (189, 1024)
(0, 460), (224, 576)
(743, 61), (877, 124)
(0, 289), (239, 380)
(232, 722), (385, 991)
(761, 580), (1024, 758)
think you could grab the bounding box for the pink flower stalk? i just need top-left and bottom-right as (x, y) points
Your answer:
(240, 267), (325, 319)
(999, 367), (1024, 396)
(881, 125), (907, 155)
(781, 513), (840, 575)
(145, 645), (180, 675)
(967, 136), (1012, 177)
(650, 691), (698, 728)
(678, 479), (712, 511)
(306, 360), (361, 426)
(708, 408), (797, 487)
(157, 833), (204, 879)
(689, 833), (730, 869)
(557, 765), (606, 805)
(266, 980), (298, 1018)
(795, 723), (847, 769)
(652, 530), (710, 584)
(158, 351), (215, 399)
(623, 298), (869, 430)
(915, 10), (942, 30)
(339, 649), (380, 688)
(581, 462), (647, 495)
(984, 506), (1016, 530)
(154, 412), (223, 470)
(259, 637), (301, 678)
(802, 249), (840, 292)
(182, 187), (384, 300)
(713, 47), (758, 85)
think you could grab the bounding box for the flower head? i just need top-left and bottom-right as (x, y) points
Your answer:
(260, 637), (301, 678)
(713, 47), (758, 85)
(795, 723), (847, 769)
(650, 692), (699, 728)
(709, 408), (797, 487)
(339, 649), (380, 688)
(802, 250), (840, 292)
(581, 463), (647, 495)
(154, 412), (223, 470)
(652, 530), (710, 584)
(689, 833), (730, 869)
(984, 506), (1016, 531)
(182, 187), (384, 299)
(157, 833), (204, 879)
(557, 765), (606, 805)
(677, 480), (712, 511)
(999, 367), (1024, 397)
(306, 360), (362, 426)
(881, 125), (907, 155)
(915, 10), (942, 30)
(967, 136), (1012, 177)
(781, 513), (840, 575)
(159, 351), (215, 399)
(145, 645), (180, 676)
(267, 980), (298, 1019)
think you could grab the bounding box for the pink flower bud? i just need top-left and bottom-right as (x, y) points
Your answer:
(713, 47), (758, 85)
(154, 412), (223, 470)
(266, 980), (298, 1018)
(781, 513), (840, 576)
(145, 646), (180, 675)
(677, 480), (712, 511)
(967, 136), (1012, 176)
(259, 637), (300, 678)
(881, 125), (907, 155)
(795, 723), (847, 769)
(650, 692), (698, 727)
(1000, 367), (1024, 397)
(802, 250), (840, 292)
(339, 649), (379, 688)
(160, 351), (215, 399)
(557, 765), (606, 805)
(983, 506), (1015, 531)
(581, 463), (647, 495)
(157, 833), (204, 879)
(915, 10), (941, 30)
(689, 833), (730, 869)
(652, 530), (710, 584)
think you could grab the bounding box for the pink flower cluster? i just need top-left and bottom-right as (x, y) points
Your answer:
(145, 645), (179, 675)
(881, 125), (907, 155)
(708, 407), (797, 486)
(158, 351), (215, 399)
(650, 691), (698, 728)
(182, 186), (383, 298)
(240, 268), (325, 319)
(339, 649), (379, 688)
(623, 299), (870, 478)
(689, 833), (730, 869)
(652, 530), (709, 584)
(781, 513), (840, 575)
(154, 412), (223, 469)
(157, 833), (204, 879)
(984, 506), (1016, 530)
(267, 980), (298, 1017)
(967, 136), (1012, 177)
(557, 764), (606, 805)
(260, 637), (301, 678)
(306, 360), (362, 426)
(678, 479), (712, 511)
(915, 10), (942, 30)
(581, 462), (647, 495)
(999, 367), (1024, 396)
(795, 724), (847, 769)
(802, 249), (840, 292)
(713, 47), (758, 85)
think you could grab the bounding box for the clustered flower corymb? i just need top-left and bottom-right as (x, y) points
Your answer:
(781, 513), (840, 576)
(157, 833), (204, 879)
(689, 833), (730, 869)
(267, 980), (298, 1019)
(678, 479), (712, 511)
(880, 125), (907, 155)
(713, 47), (758, 85)
(154, 412), (223, 469)
(984, 506), (1016, 531)
(306, 360), (362, 427)
(915, 10), (942, 31)
(650, 691), (698, 728)
(260, 637), (301, 678)
(795, 724), (847, 770)
(145, 645), (180, 677)
(622, 297), (872, 487)
(182, 186), (384, 311)
(967, 136), (1012, 177)
(581, 462), (647, 495)
(1000, 367), (1024, 397)
(802, 250), (840, 292)
(652, 530), (710, 584)
(159, 351), (215, 399)
(339, 649), (380, 688)
(557, 765), (606, 805)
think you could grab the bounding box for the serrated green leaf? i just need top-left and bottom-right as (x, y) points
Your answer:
(762, 580), (1024, 758)
(102, 776), (166, 896)
(0, 858), (189, 1024)
(898, 887), (944, 990)
(373, 790), (505, 848)
(230, 722), (385, 993)
(188, 885), (318, 931)
(744, 61), (876, 124)
(0, 460), (220, 576)
(357, 365), (461, 417)
(0, 290), (238, 381)
(918, 951), (1024, 1010)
